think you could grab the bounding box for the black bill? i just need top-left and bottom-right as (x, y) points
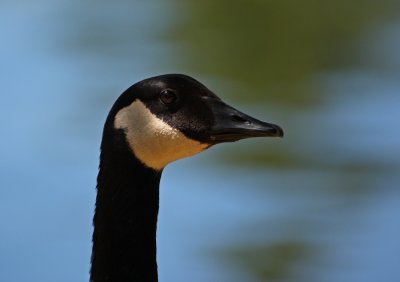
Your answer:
(206, 97), (284, 143)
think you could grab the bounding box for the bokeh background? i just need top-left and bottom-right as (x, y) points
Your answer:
(1, 1), (399, 281)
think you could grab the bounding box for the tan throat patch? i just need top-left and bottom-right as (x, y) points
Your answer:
(114, 100), (208, 170)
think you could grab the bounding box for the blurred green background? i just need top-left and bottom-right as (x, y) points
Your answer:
(1, 0), (399, 281)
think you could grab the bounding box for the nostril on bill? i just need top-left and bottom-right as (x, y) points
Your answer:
(231, 114), (249, 124)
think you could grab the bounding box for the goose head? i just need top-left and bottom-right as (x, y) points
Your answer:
(106, 74), (283, 171)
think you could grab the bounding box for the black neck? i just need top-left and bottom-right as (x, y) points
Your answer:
(90, 142), (162, 282)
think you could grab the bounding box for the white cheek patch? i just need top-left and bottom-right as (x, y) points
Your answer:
(114, 100), (208, 170)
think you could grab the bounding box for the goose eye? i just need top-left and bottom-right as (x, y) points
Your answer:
(159, 89), (177, 105)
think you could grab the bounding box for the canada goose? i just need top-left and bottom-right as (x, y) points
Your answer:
(90, 74), (283, 282)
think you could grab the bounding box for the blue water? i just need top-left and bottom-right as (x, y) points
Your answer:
(1, 1), (399, 282)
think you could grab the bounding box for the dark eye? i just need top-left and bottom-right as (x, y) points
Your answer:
(159, 89), (178, 105)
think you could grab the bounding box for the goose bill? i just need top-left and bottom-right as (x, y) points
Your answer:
(206, 98), (284, 143)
